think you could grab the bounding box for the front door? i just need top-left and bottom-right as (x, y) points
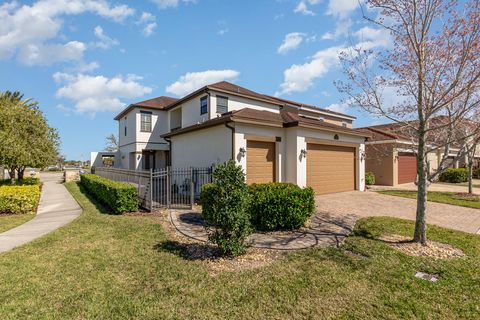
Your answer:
(142, 151), (156, 170)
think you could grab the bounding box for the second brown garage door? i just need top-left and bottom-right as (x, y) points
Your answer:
(398, 153), (417, 184)
(307, 144), (356, 195)
(246, 140), (275, 184)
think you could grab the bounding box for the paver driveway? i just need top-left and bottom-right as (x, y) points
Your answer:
(316, 191), (480, 234)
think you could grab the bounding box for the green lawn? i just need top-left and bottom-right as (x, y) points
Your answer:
(378, 190), (480, 209)
(0, 182), (479, 319)
(0, 214), (35, 233)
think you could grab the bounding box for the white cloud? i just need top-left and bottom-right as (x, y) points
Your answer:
(0, 0), (134, 65)
(54, 72), (152, 114)
(18, 41), (86, 66)
(321, 0), (363, 40)
(93, 26), (119, 49)
(277, 32), (305, 54)
(326, 101), (350, 114)
(326, 0), (359, 19)
(216, 20), (229, 36)
(278, 46), (342, 95)
(151, 0), (197, 9)
(278, 28), (391, 95)
(166, 70), (240, 97)
(138, 12), (157, 37)
(294, 1), (315, 16)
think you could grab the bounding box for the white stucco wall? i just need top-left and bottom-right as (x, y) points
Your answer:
(171, 125), (232, 168)
(90, 151), (119, 168)
(169, 95), (209, 129)
(209, 91), (280, 119)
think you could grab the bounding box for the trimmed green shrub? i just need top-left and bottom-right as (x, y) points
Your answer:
(248, 183), (315, 231)
(365, 172), (376, 186)
(80, 174), (138, 214)
(200, 161), (251, 256)
(439, 168), (468, 183)
(0, 178), (40, 186)
(0, 185), (40, 214)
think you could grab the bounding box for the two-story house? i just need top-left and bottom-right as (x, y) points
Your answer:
(100, 81), (370, 195)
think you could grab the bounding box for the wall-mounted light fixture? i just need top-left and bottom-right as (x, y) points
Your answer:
(239, 147), (246, 157)
(137, 154), (141, 160)
(300, 149), (307, 159)
(360, 150), (366, 161)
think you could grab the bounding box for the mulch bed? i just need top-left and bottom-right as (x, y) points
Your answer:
(128, 209), (285, 274)
(379, 234), (465, 259)
(454, 192), (480, 200)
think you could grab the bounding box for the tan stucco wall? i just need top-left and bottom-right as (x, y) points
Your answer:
(365, 144), (396, 186)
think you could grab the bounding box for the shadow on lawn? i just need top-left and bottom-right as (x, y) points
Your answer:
(154, 240), (223, 261)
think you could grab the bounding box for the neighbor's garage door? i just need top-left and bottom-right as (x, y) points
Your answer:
(398, 153), (417, 184)
(246, 140), (275, 184)
(307, 144), (356, 195)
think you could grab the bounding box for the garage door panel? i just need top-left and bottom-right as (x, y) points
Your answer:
(307, 144), (356, 195)
(247, 141), (275, 184)
(398, 153), (417, 184)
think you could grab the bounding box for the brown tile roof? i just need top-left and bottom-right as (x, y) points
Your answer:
(282, 112), (368, 136)
(114, 96), (178, 120)
(162, 108), (369, 138)
(116, 81), (356, 121)
(132, 96), (178, 108)
(262, 94), (356, 119)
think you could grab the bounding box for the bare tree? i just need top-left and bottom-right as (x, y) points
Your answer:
(337, 0), (480, 244)
(104, 133), (119, 152)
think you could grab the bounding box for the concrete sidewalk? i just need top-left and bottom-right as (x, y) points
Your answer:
(0, 172), (82, 253)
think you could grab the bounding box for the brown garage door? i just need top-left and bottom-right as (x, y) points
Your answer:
(398, 153), (417, 184)
(307, 144), (356, 195)
(246, 140), (275, 184)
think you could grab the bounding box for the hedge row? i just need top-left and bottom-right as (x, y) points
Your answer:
(80, 174), (138, 214)
(0, 178), (40, 186)
(248, 183), (315, 231)
(0, 184), (41, 214)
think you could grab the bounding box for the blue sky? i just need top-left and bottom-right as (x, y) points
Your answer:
(0, 0), (390, 160)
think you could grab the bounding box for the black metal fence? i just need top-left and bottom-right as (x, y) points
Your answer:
(94, 166), (213, 210)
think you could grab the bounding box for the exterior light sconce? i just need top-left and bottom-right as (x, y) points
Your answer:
(239, 147), (246, 157)
(360, 150), (366, 161)
(137, 154), (141, 160)
(300, 149), (307, 159)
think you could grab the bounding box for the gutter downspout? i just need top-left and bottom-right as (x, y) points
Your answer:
(164, 136), (172, 166)
(225, 122), (235, 160)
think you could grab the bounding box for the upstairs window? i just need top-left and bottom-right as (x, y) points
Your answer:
(342, 121), (348, 128)
(216, 96), (228, 114)
(200, 96), (208, 115)
(124, 117), (127, 136)
(140, 111), (152, 132)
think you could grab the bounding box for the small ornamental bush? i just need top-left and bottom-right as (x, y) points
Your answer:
(80, 174), (138, 214)
(200, 161), (251, 256)
(439, 168), (468, 183)
(365, 172), (376, 186)
(248, 183), (315, 231)
(0, 185), (40, 214)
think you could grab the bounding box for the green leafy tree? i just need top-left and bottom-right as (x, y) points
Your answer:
(0, 91), (60, 183)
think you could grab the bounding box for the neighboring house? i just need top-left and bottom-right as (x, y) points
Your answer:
(360, 122), (480, 186)
(95, 81), (370, 195)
